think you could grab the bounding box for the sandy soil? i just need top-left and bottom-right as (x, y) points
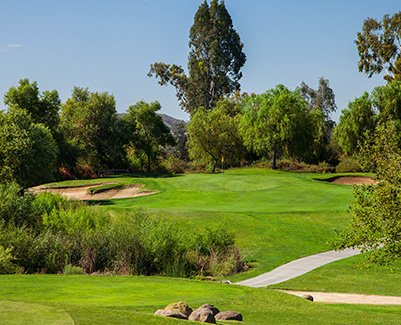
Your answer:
(277, 290), (401, 305)
(31, 183), (157, 200)
(317, 176), (375, 186)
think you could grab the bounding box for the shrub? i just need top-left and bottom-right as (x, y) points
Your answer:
(336, 157), (360, 173)
(162, 155), (187, 174)
(63, 264), (83, 275)
(0, 188), (244, 277)
(0, 181), (39, 228)
(0, 223), (71, 273)
(0, 245), (20, 274)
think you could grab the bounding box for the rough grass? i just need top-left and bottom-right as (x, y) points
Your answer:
(1, 275), (401, 324)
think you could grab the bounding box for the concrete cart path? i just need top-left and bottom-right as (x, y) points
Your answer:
(235, 248), (360, 287)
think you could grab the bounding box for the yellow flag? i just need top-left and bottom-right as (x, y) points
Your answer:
(222, 156), (224, 162)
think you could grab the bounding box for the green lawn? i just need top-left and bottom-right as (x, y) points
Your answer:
(1, 275), (401, 324)
(43, 169), (356, 280)
(8, 168), (400, 323)
(87, 169), (355, 280)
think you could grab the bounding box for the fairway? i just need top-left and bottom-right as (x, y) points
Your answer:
(42, 169), (356, 279)
(98, 169), (353, 214)
(1, 275), (401, 324)
(4, 169), (401, 324)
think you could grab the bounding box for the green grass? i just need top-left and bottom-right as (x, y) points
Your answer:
(9, 169), (401, 323)
(269, 254), (401, 296)
(81, 169), (355, 279)
(1, 274), (401, 324)
(37, 169), (357, 279)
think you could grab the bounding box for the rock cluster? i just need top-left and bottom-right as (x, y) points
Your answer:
(154, 301), (243, 323)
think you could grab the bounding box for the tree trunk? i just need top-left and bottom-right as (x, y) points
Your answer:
(147, 153), (151, 173)
(272, 149), (277, 170)
(212, 159), (218, 173)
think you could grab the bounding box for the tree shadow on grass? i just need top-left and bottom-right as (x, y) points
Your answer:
(86, 199), (115, 206)
(100, 173), (183, 179)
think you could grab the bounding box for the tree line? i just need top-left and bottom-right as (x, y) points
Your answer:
(3, 1), (401, 189)
(2, 0), (401, 267)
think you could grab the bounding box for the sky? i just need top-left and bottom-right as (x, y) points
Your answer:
(1, 0), (400, 122)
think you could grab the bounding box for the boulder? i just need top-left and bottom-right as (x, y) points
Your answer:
(198, 303), (220, 316)
(154, 309), (188, 319)
(165, 301), (193, 317)
(215, 310), (243, 321)
(302, 294), (314, 301)
(188, 308), (216, 324)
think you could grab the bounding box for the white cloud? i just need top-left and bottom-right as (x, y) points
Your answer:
(6, 44), (24, 48)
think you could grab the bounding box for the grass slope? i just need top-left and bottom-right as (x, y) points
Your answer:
(89, 169), (354, 279)
(1, 275), (401, 324)
(41, 169), (356, 279)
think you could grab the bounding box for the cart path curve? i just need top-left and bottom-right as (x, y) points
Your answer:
(235, 248), (360, 287)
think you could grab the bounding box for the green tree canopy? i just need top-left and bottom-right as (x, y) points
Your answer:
(356, 12), (401, 82)
(335, 121), (401, 265)
(299, 77), (337, 162)
(149, 0), (246, 114)
(4, 78), (61, 133)
(61, 87), (127, 171)
(124, 100), (175, 173)
(333, 92), (376, 157)
(0, 107), (58, 188)
(239, 85), (315, 169)
(187, 99), (244, 173)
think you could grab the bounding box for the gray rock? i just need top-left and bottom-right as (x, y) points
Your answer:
(215, 310), (243, 321)
(164, 301), (192, 317)
(302, 294), (314, 301)
(154, 309), (188, 319)
(198, 303), (220, 316)
(188, 308), (216, 324)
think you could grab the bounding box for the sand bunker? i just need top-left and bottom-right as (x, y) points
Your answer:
(316, 176), (375, 186)
(278, 290), (401, 305)
(32, 183), (157, 200)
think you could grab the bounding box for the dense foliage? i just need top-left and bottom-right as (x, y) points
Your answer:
(0, 107), (58, 188)
(335, 122), (401, 265)
(124, 101), (175, 173)
(61, 87), (128, 172)
(149, 0), (246, 113)
(239, 85), (318, 169)
(0, 183), (242, 276)
(187, 99), (244, 172)
(356, 12), (401, 82)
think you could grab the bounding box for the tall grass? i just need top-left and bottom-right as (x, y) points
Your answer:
(0, 183), (242, 277)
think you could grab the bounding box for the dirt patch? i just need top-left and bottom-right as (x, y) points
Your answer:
(31, 183), (157, 200)
(277, 290), (401, 305)
(315, 176), (375, 186)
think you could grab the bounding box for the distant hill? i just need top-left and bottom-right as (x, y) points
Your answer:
(159, 114), (185, 129)
(116, 113), (185, 129)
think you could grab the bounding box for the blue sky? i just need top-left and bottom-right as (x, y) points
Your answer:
(1, 0), (400, 122)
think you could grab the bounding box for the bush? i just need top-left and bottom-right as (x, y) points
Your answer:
(0, 188), (244, 277)
(336, 157), (360, 173)
(0, 182), (39, 228)
(0, 245), (20, 274)
(162, 155), (187, 174)
(0, 223), (71, 273)
(63, 264), (83, 275)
